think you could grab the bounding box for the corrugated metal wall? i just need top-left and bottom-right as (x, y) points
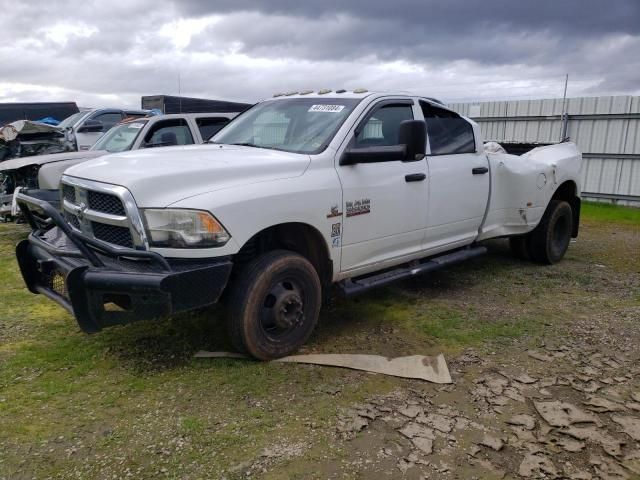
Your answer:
(448, 96), (640, 206)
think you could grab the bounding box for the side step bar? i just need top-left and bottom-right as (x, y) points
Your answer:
(338, 246), (487, 297)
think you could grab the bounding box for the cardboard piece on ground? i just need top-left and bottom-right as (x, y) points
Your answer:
(194, 351), (452, 384)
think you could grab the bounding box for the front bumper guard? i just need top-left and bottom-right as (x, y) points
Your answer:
(15, 193), (232, 333)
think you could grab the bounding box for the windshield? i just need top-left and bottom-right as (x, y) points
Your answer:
(57, 111), (86, 129)
(212, 97), (361, 154)
(90, 120), (147, 152)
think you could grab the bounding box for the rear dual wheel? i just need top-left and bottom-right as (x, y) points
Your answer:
(509, 200), (573, 265)
(226, 250), (321, 360)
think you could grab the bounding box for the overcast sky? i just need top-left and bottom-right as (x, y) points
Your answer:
(1, 0), (639, 108)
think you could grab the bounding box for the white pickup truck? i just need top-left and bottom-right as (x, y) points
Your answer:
(15, 90), (582, 359)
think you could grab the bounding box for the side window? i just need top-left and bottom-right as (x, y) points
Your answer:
(354, 103), (414, 147)
(143, 119), (194, 147)
(196, 117), (231, 141)
(91, 112), (123, 131)
(420, 101), (475, 155)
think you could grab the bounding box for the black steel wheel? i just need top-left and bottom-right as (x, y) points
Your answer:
(226, 250), (321, 360)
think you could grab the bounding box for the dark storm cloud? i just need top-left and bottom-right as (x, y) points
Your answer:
(179, 0), (640, 36)
(178, 0), (640, 92)
(0, 0), (638, 106)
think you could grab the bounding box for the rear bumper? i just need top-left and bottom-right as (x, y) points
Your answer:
(15, 193), (232, 333)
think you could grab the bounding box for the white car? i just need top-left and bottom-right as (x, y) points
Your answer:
(16, 90), (582, 359)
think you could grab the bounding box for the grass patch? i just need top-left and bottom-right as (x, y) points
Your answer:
(411, 304), (542, 348)
(582, 201), (640, 225)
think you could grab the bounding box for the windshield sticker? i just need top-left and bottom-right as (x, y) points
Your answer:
(308, 104), (345, 113)
(127, 123), (144, 129)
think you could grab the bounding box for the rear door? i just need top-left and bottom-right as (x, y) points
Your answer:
(336, 98), (429, 273)
(420, 101), (490, 251)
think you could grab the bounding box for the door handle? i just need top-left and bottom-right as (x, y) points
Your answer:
(472, 166), (489, 175)
(405, 173), (426, 182)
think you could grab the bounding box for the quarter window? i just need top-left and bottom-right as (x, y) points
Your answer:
(420, 101), (475, 155)
(355, 104), (414, 147)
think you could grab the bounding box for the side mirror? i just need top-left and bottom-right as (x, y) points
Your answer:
(341, 145), (406, 165)
(398, 119), (426, 161)
(340, 119), (426, 165)
(77, 120), (104, 133)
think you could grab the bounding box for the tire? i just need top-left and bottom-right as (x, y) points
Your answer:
(226, 250), (322, 360)
(509, 235), (530, 260)
(527, 200), (573, 265)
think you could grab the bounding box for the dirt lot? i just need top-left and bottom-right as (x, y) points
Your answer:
(0, 202), (639, 479)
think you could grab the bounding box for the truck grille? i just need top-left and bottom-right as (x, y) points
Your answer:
(88, 191), (126, 216)
(91, 222), (134, 248)
(61, 178), (144, 250)
(62, 184), (76, 203)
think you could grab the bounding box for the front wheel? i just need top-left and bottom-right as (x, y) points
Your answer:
(527, 200), (573, 264)
(226, 250), (321, 360)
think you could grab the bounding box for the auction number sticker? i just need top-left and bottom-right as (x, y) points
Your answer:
(308, 104), (345, 113)
(128, 123), (144, 129)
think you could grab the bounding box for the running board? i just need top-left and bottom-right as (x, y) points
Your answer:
(338, 246), (487, 297)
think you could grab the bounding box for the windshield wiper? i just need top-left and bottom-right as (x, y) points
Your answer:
(218, 142), (281, 152)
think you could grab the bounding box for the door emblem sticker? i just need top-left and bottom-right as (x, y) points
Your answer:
(326, 205), (343, 218)
(346, 198), (371, 217)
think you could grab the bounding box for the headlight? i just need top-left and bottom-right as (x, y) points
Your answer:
(142, 209), (230, 248)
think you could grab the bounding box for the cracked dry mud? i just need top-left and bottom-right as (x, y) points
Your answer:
(254, 227), (640, 479)
(325, 335), (640, 480)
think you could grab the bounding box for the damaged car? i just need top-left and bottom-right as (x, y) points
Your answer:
(0, 120), (71, 162)
(0, 108), (149, 163)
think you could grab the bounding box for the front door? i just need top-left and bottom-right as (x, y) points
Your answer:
(336, 99), (429, 273)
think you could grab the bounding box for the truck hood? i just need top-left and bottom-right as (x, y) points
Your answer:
(0, 150), (104, 172)
(64, 144), (311, 207)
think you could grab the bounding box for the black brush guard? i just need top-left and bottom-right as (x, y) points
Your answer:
(15, 193), (232, 333)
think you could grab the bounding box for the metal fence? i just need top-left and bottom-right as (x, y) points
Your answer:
(448, 96), (640, 206)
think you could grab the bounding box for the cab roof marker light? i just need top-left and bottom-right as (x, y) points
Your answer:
(335, 89), (346, 93)
(299, 90), (313, 95)
(285, 91), (299, 96)
(273, 92), (285, 97)
(353, 88), (368, 94)
(318, 89), (332, 95)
